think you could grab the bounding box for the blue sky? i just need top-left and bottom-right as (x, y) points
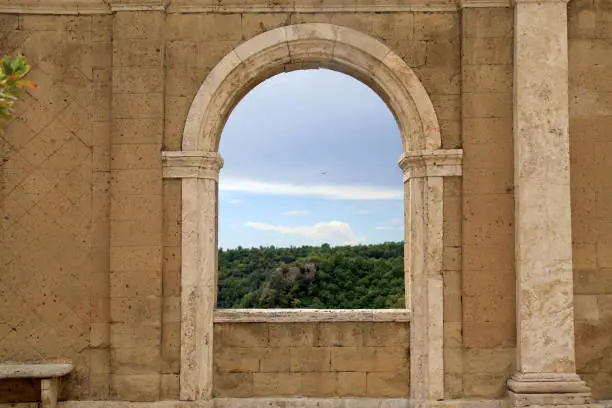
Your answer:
(218, 69), (404, 249)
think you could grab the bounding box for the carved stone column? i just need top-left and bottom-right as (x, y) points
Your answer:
(162, 151), (223, 401)
(508, 1), (590, 406)
(400, 149), (462, 408)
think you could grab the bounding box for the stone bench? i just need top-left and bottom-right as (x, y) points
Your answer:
(0, 363), (73, 408)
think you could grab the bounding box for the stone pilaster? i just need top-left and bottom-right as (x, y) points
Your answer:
(162, 151), (223, 401)
(400, 149), (462, 408)
(508, 0), (590, 406)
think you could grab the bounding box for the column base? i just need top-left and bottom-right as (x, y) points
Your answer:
(506, 373), (591, 408)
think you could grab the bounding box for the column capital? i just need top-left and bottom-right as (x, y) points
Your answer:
(398, 149), (463, 182)
(162, 151), (223, 180)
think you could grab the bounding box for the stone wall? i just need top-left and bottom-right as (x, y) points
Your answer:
(212, 322), (409, 398)
(459, 8), (515, 399)
(0, 14), (112, 402)
(1, 2), (612, 404)
(569, 0), (612, 399)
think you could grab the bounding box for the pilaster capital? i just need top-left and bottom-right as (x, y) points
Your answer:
(162, 151), (223, 180)
(513, 0), (569, 5)
(399, 149), (463, 182)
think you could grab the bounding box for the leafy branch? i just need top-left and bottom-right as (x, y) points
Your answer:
(0, 55), (36, 134)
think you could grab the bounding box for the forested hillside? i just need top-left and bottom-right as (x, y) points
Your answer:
(217, 242), (405, 309)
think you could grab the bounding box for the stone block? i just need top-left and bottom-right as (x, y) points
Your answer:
(260, 347), (291, 372)
(252, 372), (300, 396)
(462, 38), (512, 65)
(109, 272), (161, 298)
(463, 92), (512, 119)
(111, 347), (161, 374)
(463, 322), (515, 349)
(443, 246), (461, 272)
(90, 349), (111, 375)
(462, 373), (507, 398)
(269, 323), (317, 347)
(290, 347), (330, 372)
(213, 372), (253, 397)
(110, 324), (161, 349)
(163, 96), (190, 150)
(463, 347), (514, 374)
(413, 12), (459, 40)
(161, 322), (181, 373)
(111, 373), (160, 401)
(162, 296), (180, 324)
(462, 8), (513, 38)
(160, 373), (179, 400)
(371, 12), (414, 40)
(574, 295), (600, 323)
(299, 372), (338, 396)
(110, 219), (162, 247)
(215, 347), (262, 372)
(113, 11), (163, 40)
(111, 93), (163, 119)
(112, 118), (163, 145)
(110, 297), (162, 326)
(366, 371), (409, 397)
(317, 322), (363, 347)
(463, 293), (515, 323)
(574, 269), (612, 295)
(338, 371), (366, 396)
(463, 65), (513, 93)
(109, 245), (162, 273)
(111, 195), (162, 221)
(240, 13), (291, 39)
(444, 322), (462, 349)
(330, 347), (375, 372)
(111, 143), (161, 170)
(463, 194), (514, 246)
(426, 39), (461, 69)
(372, 347), (408, 372)
(113, 39), (163, 67)
(216, 323), (269, 347)
(362, 322), (408, 347)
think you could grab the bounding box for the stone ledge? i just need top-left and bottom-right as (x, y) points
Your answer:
(213, 309), (410, 323)
(0, 399), (509, 408)
(0, 363), (73, 379)
(0, 0), (514, 14)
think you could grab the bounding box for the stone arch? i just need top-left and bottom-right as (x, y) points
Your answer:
(162, 22), (463, 404)
(181, 23), (441, 153)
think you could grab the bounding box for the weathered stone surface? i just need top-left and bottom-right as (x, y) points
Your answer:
(0, 1), (611, 406)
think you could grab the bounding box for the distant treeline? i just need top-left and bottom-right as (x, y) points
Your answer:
(217, 241), (405, 309)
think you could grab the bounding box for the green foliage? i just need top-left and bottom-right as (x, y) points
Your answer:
(0, 55), (36, 133)
(217, 241), (406, 309)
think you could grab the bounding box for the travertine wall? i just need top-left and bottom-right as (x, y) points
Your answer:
(213, 322), (409, 398)
(0, 1), (611, 404)
(569, 0), (612, 399)
(460, 8), (515, 399)
(0, 14), (112, 402)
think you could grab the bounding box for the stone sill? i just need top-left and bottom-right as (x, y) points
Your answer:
(213, 309), (410, 323)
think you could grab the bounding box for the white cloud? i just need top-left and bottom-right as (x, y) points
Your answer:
(243, 220), (363, 245)
(281, 210), (308, 216)
(220, 177), (402, 200)
(375, 226), (403, 231)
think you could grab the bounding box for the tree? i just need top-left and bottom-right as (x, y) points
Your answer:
(0, 55), (36, 134)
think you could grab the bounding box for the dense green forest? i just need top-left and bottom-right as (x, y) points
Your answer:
(217, 241), (405, 309)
